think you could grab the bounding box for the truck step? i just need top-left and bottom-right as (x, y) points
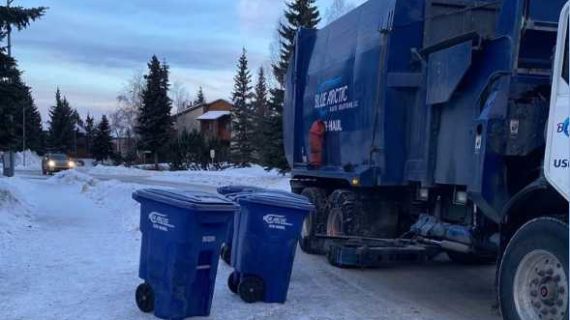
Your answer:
(325, 238), (439, 268)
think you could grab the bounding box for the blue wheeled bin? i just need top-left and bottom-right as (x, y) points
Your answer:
(226, 192), (314, 303)
(216, 186), (263, 265)
(132, 189), (238, 319)
(216, 186), (308, 266)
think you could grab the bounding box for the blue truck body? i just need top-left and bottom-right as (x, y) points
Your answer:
(284, 0), (566, 223)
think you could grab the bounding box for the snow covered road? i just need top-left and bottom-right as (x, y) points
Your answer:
(0, 171), (501, 320)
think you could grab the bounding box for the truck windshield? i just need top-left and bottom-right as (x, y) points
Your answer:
(51, 154), (68, 160)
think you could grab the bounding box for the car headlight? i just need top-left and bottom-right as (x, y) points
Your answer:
(48, 160), (56, 167)
(68, 161), (76, 168)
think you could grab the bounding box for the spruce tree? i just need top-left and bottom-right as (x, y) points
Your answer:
(0, 4), (45, 151)
(92, 115), (114, 161)
(136, 55), (173, 169)
(260, 88), (288, 171)
(265, 0), (320, 171)
(252, 67), (269, 159)
(48, 89), (75, 152)
(194, 86), (206, 105)
(85, 113), (95, 156)
(274, 0), (320, 86)
(230, 48), (254, 167)
(13, 92), (43, 152)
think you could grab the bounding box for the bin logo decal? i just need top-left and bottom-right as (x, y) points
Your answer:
(263, 214), (293, 230)
(149, 212), (175, 232)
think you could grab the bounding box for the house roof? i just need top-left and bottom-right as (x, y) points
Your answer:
(196, 111), (230, 120)
(174, 99), (233, 117)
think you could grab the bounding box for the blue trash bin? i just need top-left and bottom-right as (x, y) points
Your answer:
(133, 189), (238, 319)
(227, 192), (314, 303)
(216, 186), (308, 266)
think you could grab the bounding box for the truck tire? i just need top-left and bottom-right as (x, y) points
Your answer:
(499, 217), (568, 320)
(447, 251), (496, 265)
(299, 187), (327, 254)
(327, 189), (360, 236)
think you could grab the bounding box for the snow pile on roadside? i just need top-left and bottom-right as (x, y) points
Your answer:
(89, 165), (151, 177)
(0, 178), (33, 234)
(82, 179), (150, 231)
(14, 150), (42, 170)
(152, 165), (291, 191)
(49, 169), (97, 186)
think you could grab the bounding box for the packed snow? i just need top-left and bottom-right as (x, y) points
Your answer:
(14, 150), (42, 170)
(0, 169), (499, 320)
(87, 164), (291, 191)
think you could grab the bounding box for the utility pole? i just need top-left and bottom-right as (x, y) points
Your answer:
(6, 0), (13, 57)
(6, 0), (26, 166)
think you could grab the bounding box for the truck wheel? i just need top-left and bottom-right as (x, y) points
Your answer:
(499, 218), (568, 320)
(447, 251), (496, 265)
(327, 190), (360, 236)
(135, 282), (154, 313)
(299, 187), (327, 254)
(238, 275), (265, 303)
(220, 244), (231, 265)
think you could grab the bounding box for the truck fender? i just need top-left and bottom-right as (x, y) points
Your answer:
(499, 177), (567, 253)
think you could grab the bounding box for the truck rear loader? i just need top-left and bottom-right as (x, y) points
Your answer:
(283, 0), (570, 319)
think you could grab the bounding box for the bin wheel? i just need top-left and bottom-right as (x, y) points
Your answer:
(221, 244), (232, 266)
(135, 282), (154, 313)
(238, 275), (265, 303)
(228, 271), (239, 294)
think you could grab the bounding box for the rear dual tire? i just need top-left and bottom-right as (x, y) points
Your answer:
(298, 188), (327, 254)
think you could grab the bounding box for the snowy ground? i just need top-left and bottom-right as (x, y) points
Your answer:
(0, 169), (500, 320)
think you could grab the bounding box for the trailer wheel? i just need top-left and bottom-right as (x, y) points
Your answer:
(499, 217), (568, 320)
(299, 187), (327, 254)
(327, 190), (360, 236)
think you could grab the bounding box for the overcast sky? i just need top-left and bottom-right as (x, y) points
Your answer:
(11, 0), (365, 123)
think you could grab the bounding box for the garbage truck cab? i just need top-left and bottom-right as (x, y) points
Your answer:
(497, 3), (570, 319)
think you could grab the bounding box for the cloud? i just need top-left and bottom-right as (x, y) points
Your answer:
(238, 0), (283, 32)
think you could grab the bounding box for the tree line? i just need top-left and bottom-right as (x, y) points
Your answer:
(1, 0), (347, 171)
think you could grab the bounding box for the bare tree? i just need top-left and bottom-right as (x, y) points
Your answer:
(171, 81), (191, 114)
(112, 71), (144, 158)
(326, 0), (355, 23)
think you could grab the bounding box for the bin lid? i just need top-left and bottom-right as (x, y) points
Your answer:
(237, 192), (314, 212)
(133, 189), (239, 212)
(216, 185), (263, 195)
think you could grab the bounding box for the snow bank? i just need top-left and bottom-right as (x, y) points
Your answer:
(14, 150), (42, 170)
(152, 165), (290, 191)
(89, 165), (151, 177)
(81, 179), (146, 232)
(0, 178), (33, 235)
(48, 170), (97, 186)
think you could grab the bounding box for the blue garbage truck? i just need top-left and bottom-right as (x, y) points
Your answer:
(284, 0), (569, 319)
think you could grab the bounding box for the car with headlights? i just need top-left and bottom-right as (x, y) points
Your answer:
(42, 153), (76, 175)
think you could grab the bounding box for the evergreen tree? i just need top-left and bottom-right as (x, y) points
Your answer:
(13, 93), (44, 152)
(0, 3), (45, 151)
(260, 88), (288, 171)
(92, 115), (114, 161)
(136, 55), (173, 169)
(274, 0), (320, 86)
(230, 48), (254, 167)
(264, 0), (320, 171)
(48, 89), (75, 152)
(85, 113), (95, 156)
(194, 86), (206, 105)
(252, 67), (269, 158)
